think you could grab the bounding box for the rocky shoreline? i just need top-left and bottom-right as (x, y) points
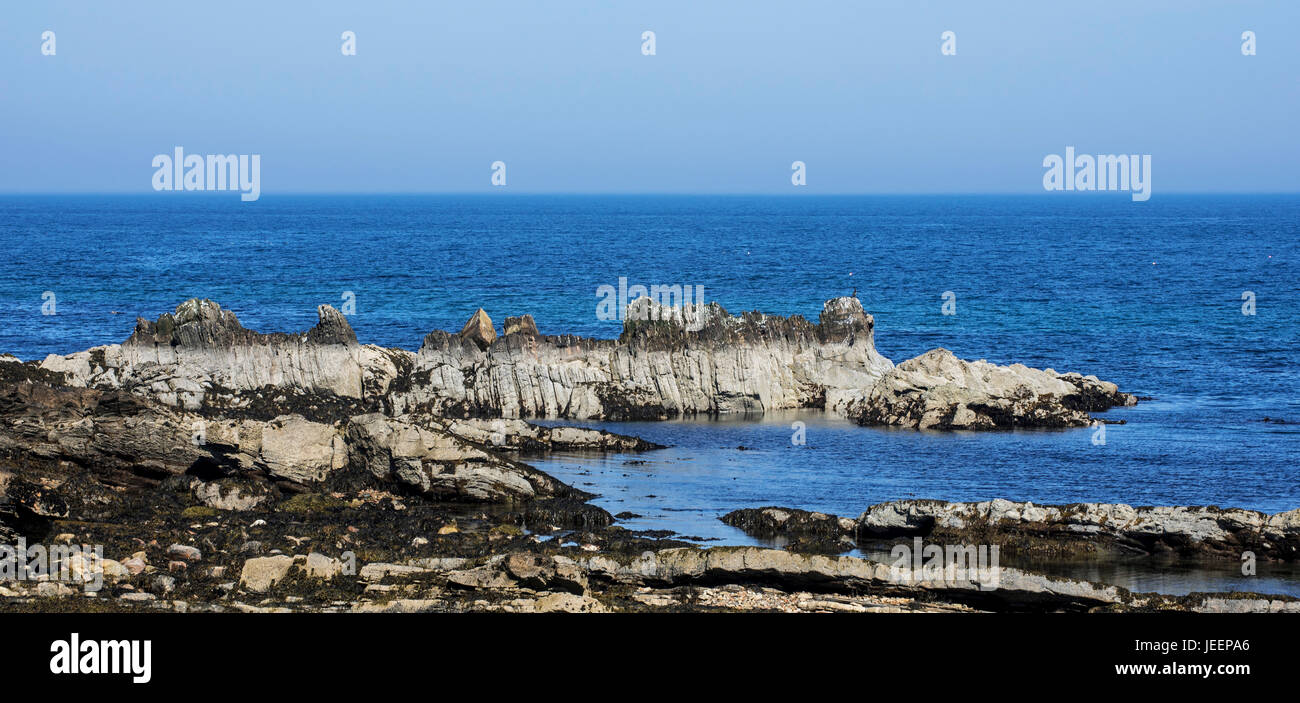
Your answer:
(4, 295), (1293, 613)
(722, 501), (1300, 561)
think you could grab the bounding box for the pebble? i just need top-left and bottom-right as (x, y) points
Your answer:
(167, 544), (202, 562)
(150, 574), (176, 594)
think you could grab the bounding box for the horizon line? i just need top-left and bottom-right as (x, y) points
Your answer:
(2, 191), (1299, 197)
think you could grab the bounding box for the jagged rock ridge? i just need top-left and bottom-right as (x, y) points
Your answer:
(33, 296), (1135, 427)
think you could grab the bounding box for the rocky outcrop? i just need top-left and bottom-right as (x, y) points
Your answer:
(342, 413), (571, 501)
(723, 499), (1300, 561)
(30, 296), (1133, 428)
(567, 546), (1296, 613)
(843, 348), (1136, 429)
(405, 296), (895, 420)
(858, 498), (1300, 560)
(0, 362), (582, 505)
(721, 507), (858, 553)
(40, 299), (389, 412)
(34, 297), (895, 421)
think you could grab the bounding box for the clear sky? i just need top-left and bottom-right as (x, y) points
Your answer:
(2, 1), (1296, 194)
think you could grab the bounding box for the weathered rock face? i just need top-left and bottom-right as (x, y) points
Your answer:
(31, 295), (1133, 428)
(843, 348), (1136, 429)
(0, 362), (581, 505)
(724, 499), (1300, 562)
(172, 476), (272, 511)
(404, 296), (895, 419)
(40, 299), (393, 412)
(343, 413), (571, 501)
(36, 296), (898, 421)
(569, 545), (1299, 613)
(858, 498), (1300, 560)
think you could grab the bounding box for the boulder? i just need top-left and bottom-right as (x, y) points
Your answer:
(503, 315), (539, 337)
(343, 413), (569, 502)
(239, 555), (296, 593)
(303, 552), (344, 579)
(844, 348), (1133, 429)
(459, 309), (497, 349)
(259, 415), (347, 484)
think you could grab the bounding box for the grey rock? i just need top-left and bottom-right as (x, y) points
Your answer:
(855, 498), (1299, 560)
(166, 544), (202, 562)
(149, 574), (176, 595)
(302, 552), (344, 580)
(844, 349), (1134, 430)
(239, 555), (295, 593)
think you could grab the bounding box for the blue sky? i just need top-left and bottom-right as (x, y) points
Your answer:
(2, 1), (1296, 193)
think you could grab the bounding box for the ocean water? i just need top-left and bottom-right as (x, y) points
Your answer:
(1, 194), (1297, 523)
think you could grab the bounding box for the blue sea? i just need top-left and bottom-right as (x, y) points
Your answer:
(2, 195), (1297, 555)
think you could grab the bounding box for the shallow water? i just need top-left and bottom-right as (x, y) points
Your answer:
(531, 411), (1300, 597)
